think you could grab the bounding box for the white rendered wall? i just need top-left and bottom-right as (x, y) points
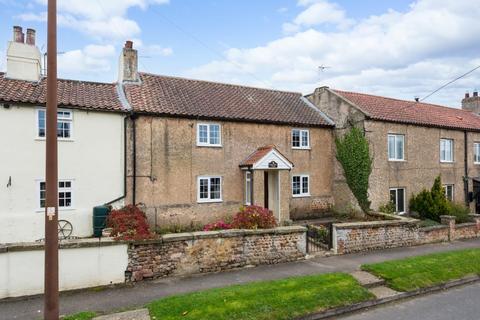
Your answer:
(0, 244), (128, 299)
(0, 105), (125, 243)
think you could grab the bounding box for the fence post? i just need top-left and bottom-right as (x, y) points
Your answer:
(440, 215), (456, 241)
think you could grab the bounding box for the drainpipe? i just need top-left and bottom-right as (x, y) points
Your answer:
(464, 130), (469, 206)
(131, 112), (137, 205)
(104, 115), (128, 206)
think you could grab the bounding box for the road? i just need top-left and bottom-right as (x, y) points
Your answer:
(340, 282), (480, 320)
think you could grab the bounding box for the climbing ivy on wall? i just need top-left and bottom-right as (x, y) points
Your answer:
(335, 127), (373, 213)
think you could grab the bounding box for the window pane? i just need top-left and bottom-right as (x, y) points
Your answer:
(210, 177), (221, 199)
(198, 125), (208, 143)
(302, 176), (309, 194)
(245, 172), (251, 205)
(209, 125), (220, 145)
(475, 144), (480, 162)
(396, 136), (404, 160)
(388, 136), (395, 159)
(38, 110), (46, 137)
(397, 189), (405, 212)
(199, 179), (209, 199)
(301, 131), (309, 147)
(292, 130), (300, 147)
(292, 176), (301, 195)
(390, 189), (397, 210)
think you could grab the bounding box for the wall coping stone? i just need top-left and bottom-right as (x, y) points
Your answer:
(456, 222), (477, 228)
(161, 232), (194, 242)
(469, 214), (480, 217)
(419, 225), (449, 232)
(1, 226), (308, 253)
(0, 237), (122, 253)
(333, 217), (418, 230)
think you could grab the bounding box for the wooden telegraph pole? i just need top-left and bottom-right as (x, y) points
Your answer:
(44, 0), (59, 318)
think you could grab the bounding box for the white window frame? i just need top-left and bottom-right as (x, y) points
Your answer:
(389, 188), (406, 214)
(443, 184), (454, 202)
(292, 129), (310, 149)
(197, 176), (223, 203)
(245, 171), (252, 205)
(196, 123), (222, 147)
(388, 134), (405, 161)
(37, 179), (74, 211)
(292, 174), (310, 197)
(36, 108), (74, 140)
(474, 143), (480, 164)
(440, 138), (454, 163)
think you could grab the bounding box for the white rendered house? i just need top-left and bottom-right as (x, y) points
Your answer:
(0, 26), (127, 243)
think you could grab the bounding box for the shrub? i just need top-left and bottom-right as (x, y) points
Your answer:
(447, 202), (471, 223)
(378, 201), (396, 215)
(203, 220), (233, 231)
(107, 204), (155, 240)
(335, 127), (373, 213)
(409, 176), (453, 222)
(232, 205), (277, 229)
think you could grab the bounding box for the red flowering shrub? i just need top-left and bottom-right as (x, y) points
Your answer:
(203, 220), (232, 231)
(106, 205), (155, 241)
(232, 205), (277, 229)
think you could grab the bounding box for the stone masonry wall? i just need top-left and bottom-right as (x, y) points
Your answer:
(332, 213), (480, 255)
(334, 219), (419, 254)
(127, 226), (306, 281)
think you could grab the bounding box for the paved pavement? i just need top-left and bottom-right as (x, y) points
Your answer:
(339, 282), (480, 320)
(1, 238), (479, 320)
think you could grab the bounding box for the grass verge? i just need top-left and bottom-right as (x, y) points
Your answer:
(362, 248), (480, 292)
(147, 273), (373, 320)
(62, 311), (96, 320)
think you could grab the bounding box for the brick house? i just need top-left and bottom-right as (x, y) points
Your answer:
(308, 87), (480, 214)
(117, 42), (336, 227)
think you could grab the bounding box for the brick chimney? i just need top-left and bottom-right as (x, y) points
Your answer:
(26, 28), (36, 46)
(462, 89), (480, 114)
(118, 40), (140, 83)
(6, 26), (41, 81)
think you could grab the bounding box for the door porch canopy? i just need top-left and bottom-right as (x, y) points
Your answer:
(239, 145), (293, 170)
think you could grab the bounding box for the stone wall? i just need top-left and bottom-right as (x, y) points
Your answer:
(127, 226), (307, 281)
(332, 213), (480, 254)
(418, 225), (449, 244)
(333, 217), (419, 254)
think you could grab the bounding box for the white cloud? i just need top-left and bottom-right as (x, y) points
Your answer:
(58, 44), (116, 79)
(27, 0), (169, 41)
(187, 0), (480, 107)
(283, 0), (354, 33)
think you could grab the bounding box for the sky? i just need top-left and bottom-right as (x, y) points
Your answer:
(0, 0), (479, 107)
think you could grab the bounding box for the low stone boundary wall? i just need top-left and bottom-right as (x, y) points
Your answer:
(127, 226), (307, 281)
(0, 239), (128, 299)
(332, 213), (480, 254)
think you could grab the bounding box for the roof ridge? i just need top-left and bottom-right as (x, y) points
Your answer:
(0, 72), (116, 87)
(333, 88), (471, 113)
(138, 72), (302, 95)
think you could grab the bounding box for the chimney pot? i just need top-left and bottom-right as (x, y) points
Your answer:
(465, 92), (470, 99)
(26, 28), (36, 46)
(125, 40), (133, 49)
(13, 26), (23, 43)
(474, 91), (478, 98)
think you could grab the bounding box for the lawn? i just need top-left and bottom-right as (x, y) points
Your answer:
(62, 311), (96, 320)
(362, 248), (480, 292)
(148, 273), (373, 320)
